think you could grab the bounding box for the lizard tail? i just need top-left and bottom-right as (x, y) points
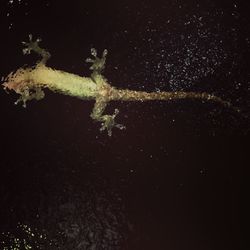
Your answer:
(111, 88), (239, 112)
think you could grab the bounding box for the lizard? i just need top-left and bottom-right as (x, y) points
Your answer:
(2, 35), (236, 136)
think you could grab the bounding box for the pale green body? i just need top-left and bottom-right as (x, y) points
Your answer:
(28, 65), (98, 99)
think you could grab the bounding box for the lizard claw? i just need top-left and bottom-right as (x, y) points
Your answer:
(91, 48), (97, 57)
(102, 49), (108, 57)
(85, 58), (94, 63)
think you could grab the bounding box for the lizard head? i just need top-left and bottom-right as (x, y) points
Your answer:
(2, 67), (30, 94)
(2, 66), (45, 107)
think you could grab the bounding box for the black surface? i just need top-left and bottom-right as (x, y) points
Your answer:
(0, 0), (248, 249)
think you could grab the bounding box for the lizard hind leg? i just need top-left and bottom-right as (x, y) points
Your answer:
(85, 48), (108, 74)
(90, 98), (125, 136)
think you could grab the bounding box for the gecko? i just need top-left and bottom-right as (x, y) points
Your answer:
(2, 35), (236, 136)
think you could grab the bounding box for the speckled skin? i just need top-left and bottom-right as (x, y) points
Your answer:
(2, 35), (235, 136)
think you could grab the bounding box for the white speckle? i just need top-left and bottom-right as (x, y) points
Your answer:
(199, 168), (207, 175)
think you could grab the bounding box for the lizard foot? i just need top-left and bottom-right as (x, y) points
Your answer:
(85, 48), (108, 73)
(22, 34), (50, 63)
(14, 87), (45, 108)
(22, 34), (42, 55)
(100, 109), (126, 136)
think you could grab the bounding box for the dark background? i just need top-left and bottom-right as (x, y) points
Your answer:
(0, 0), (248, 249)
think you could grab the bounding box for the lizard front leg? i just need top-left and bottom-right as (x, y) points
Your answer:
(14, 86), (45, 108)
(90, 97), (125, 136)
(22, 34), (51, 64)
